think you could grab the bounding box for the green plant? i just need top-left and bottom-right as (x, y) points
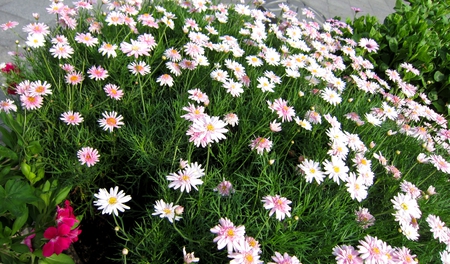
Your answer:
(1, 0), (450, 263)
(347, 0), (450, 113)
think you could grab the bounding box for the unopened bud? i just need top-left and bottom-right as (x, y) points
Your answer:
(175, 206), (184, 215)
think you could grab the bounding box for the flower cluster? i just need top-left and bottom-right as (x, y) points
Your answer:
(391, 182), (422, 241)
(166, 161), (205, 193)
(210, 217), (300, 263)
(333, 235), (418, 264)
(42, 200), (81, 257)
(426, 215), (450, 262)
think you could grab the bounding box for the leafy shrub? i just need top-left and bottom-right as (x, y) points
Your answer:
(347, 0), (450, 114)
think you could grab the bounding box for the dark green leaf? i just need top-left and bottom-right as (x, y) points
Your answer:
(27, 141), (42, 156)
(0, 126), (16, 149)
(0, 145), (18, 161)
(43, 253), (75, 264)
(53, 185), (71, 206)
(12, 207), (28, 234)
(388, 37), (398, 52)
(0, 179), (38, 217)
(434, 71), (445, 82)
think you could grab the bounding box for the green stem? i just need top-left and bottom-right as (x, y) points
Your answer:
(417, 170), (437, 187)
(173, 221), (200, 244)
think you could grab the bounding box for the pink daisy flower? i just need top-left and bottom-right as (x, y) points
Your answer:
(29, 80), (52, 96)
(23, 22), (50, 36)
(181, 103), (206, 121)
(0, 99), (17, 113)
(355, 207), (375, 229)
(262, 194), (292, 221)
(137, 33), (157, 50)
(223, 113), (239, 127)
(61, 64), (75, 73)
(249, 137), (273, 155)
(268, 252), (301, 264)
(166, 167), (204, 193)
(65, 71), (84, 85)
(213, 179), (235, 196)
(1, 21), (19, 31)
(332, 244), (363, 264)
(156, 74), (174, 87)
(188, 88), (209, 104)
(267, 98), (296, 122)
(60, 111), (84, 126)
(357, 235), (388, 263)
(77, 147), (100, 167)
(98, 42), (118, 58)
(127, 61), (151, 76)
(210, 217), (246, 254)
(120, 39), (150, 58)
(74, 32), (99, 47)
(20, 94), (43, 110)
(49, 44), (74, 59)
(164, 47), (182, 62)
(358, 38), (379, 53)
(186, 115), (228, 147)
(87, 65), (109, 80)
(103, 84), (124, 100)
(98, 111), (124, 132)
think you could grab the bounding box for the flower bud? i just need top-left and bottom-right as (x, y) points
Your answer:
(175, 205), (184, 215)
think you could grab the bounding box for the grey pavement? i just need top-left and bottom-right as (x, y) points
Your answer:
(0, 0), (396, 99)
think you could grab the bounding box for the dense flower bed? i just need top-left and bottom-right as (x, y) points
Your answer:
(1, 0), (450, 263)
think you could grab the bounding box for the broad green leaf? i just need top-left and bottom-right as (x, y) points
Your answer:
(0, 145), (18, 161)
(12, 207), (29, 234)
(0, 112), (23, 134)
(27, 141), (42, 155)
(43, 253), (75, 264)
(388, 37), (398, 52)
(434, 71), (445, 82)
(53, 185), (71, 206)
(0, 126), (15, 149)
(11, 243), (30, 254)
(0, 179), (38, 217)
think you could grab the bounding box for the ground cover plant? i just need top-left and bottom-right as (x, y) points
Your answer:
(1, 0), (450, 263)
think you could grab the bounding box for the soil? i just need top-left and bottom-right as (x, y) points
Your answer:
(70, 216), (118, 264)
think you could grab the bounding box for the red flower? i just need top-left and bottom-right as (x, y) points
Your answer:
(6, 83), (17, 95)
(1, 62), (19, 74)
(42, 224), (73, 257)
(56, 200), (78, 227)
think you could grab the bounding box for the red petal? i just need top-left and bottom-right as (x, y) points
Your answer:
(43, 227), (58, 239)
(42, 241), (55, 257)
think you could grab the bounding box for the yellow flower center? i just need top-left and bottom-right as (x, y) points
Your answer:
(333, 166), (340, 173)
(181, 174), (190, 181)
(373, 247), (380, 254)
(227, 229), (234, 237)
(108, 197), (117, 205)
(35, 86), (44, 93)
(401, 203), (408, 210)
(206, 123), (214, 131)
(163, 208), (172, 215)
(106, 117), (117, 126)
(310, 168), (316, 174)
(70, 75), (80, 82)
